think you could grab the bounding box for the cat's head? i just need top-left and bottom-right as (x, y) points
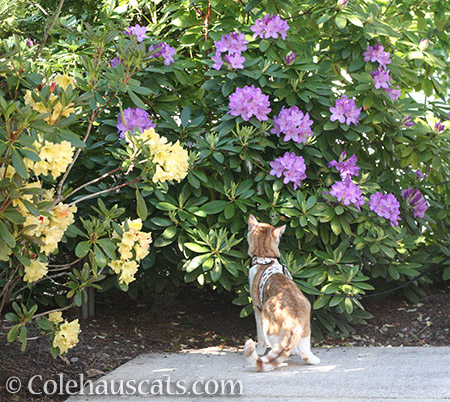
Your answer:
(247, 214), (286, 258)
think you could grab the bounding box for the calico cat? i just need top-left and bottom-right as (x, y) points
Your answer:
(244, 214), (320, 371)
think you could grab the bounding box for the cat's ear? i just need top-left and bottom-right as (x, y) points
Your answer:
(248, 214), (258, 230)
(272, 224), (286, 240)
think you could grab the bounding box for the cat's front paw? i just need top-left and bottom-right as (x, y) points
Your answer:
(304, 354), (320, 365)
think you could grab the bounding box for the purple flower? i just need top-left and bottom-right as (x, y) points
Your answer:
(110, 57), (123, 67)
(224, 52), (245, 69)
(270, 152), (306, 190)
(228, 85), (271, 121)
(26, 38), (38, 47)
(329, 178), (365, 211)
(271, 106), (314, 144)
(402, 115), (415, 127)
(434, 121), (445, 132)
(149, 43), (176, 66)
(401, 188), (428, 219)
(329, 95), (362, 126)
(369, 192), (401, 227)
(211, 51), (224, 70)
(117, 107), (156, 138)
(371, 67), (391, 89)
(212, 31), (248, 71)
(285, 51), (296, 65)
(385, 87), (401, 101)
(250, 15), (289, 40)
(415, 170), (425, 179)
(363, 42), (392, 67)
(328, 151), (360, 179)
(337, 0), (349, 8)
(124, 24), (149, 43)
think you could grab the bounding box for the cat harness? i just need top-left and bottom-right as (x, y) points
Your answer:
(251, 257), (293, 311)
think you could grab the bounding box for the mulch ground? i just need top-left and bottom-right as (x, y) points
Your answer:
(0, 285), (449, 401)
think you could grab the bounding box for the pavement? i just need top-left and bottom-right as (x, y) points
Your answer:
(67, 346), (450, 401)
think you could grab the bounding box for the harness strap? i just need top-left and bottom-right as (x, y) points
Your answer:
(250, 257), (292, 312)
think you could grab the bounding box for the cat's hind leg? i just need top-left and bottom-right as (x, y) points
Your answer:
(298, 335), (320, 365)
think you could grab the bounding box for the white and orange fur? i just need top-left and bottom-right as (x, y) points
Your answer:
(244, 214), (320, 371)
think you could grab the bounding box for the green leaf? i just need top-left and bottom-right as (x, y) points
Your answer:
(0, 220), (15, 248)
(7, 325), (20, 342)
(184, 242), (210, 253)
(156, 202), (178, 211)
(344, 298), (353, 314)
(335, 14), (347, 29)
(11, 148), (28, 179)
(75, 241), (90, 258)
(201, 200), (229, 214)
(93, 245), (107, 268)
(185, 254), (211, 272)
(136, 189), (148, 221)
(127, 89), (146, 109)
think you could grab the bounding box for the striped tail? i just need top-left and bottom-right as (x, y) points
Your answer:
(244, 332), (298, 372)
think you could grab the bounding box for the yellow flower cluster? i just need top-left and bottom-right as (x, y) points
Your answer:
(23, 259), (48, 283)
(24, 74), (76, 125)
(108, 218), (152, 285)
(52, 318), (80, 355)
(25, 140), (74, 179)
(139, 128), (189, 183)
(24, 202), (77, 255)
(48, 311), (63, 324)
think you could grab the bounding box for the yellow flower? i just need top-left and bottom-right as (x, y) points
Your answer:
(0, 165), (15, 179)
(121, 231), (136, 247)
(119, 260), (138, 285)
(118, 242), (133, 260)
(134, 244), (149, 261)
(52, 319), (80, 355)
(48, 311), (63, 324)
(26, 140), (74, 179)
(108, 260), (122, 274)
(23, 259), (48, 283)
(54, 74), (76, 91)
(126, 218), (143, 232)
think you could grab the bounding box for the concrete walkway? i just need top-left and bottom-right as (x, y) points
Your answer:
(68, 346), (450, 401)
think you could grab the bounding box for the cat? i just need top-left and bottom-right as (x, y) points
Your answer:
(244, 214), (320, 371)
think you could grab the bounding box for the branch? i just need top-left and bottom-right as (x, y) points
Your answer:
(32, 0), (65, 61)
(68, 178), (140, 207)
(61, 166), (122, 202)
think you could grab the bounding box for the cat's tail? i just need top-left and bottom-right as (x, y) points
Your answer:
(244, 330), (298, 372)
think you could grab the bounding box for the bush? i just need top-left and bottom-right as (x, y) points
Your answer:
(1, 0), (450, 352)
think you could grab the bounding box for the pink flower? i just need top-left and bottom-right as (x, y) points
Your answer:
(250, 15), (289, 40)
(329, 178), (365, 211)
(271, 106), (314, 144)
(328, 152), (360, 179)
(330, 95), (361, 126)
(385, 87), (401, 101)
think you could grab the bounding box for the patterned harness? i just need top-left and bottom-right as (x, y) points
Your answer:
(250, 256), (293, 311)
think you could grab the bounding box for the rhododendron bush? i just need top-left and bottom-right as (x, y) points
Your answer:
(1, 0), (450, 348)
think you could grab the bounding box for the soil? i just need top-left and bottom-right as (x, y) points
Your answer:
(0, 285), (449, 402)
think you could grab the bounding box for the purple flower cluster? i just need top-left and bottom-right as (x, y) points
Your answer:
(329, 95), (362, 126)
(271, 106), (314, 144)
(363, 42), (392, 67)
(401, 188), (428, 218)
(228, 85), (271, 121)
(329, 179), (365, 211)
(110, 57), (123, 67)
(270, 152), (306, 190)
(371, 67), (391, 89)
(328, 151), (360, 179)
(250, 15), (289, 40)
(369, 192), (401, 226)
(117, 107), (156, 138)
(212, 32), (248, 70)
(124, 24), (149, 43)
(149, 43), (176, 66)
(363, 42), (400, 101)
